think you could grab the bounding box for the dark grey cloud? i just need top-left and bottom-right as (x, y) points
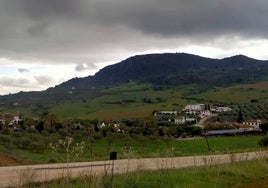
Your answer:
(0, 0), (268, 66)
(90, 0), (268, 37)
(18, 68), (29, 74)
(0, 77), (32, 88)
(75, 63), (97, 72)
(34, 75), (54, 85)
(2, 0), (268, 37)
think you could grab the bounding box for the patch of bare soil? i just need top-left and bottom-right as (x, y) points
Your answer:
(0, 153), (25, 166)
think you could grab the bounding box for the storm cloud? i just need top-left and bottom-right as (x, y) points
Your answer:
(0, 0), (268, 94)
(18, 68), (29, 74)
(1, 0), (268, 62)
(75, 63), (97, 72)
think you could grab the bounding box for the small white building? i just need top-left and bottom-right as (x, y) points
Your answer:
(174, 116), (197, 124)
(243, 119), (262, 128)
(184, 104), (205, 113)
(200, 110), (212, 118)
(210, 106), (232, 112)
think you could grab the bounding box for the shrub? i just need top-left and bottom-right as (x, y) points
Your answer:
(258, 136), (268, 147)
(47, 158), (57, 163)
(15, 137), (32, 150)
(31, 140), (47, 153)
(0, 135), (14, 150)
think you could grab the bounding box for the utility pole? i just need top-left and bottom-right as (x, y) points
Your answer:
(205, 131), (211, 152)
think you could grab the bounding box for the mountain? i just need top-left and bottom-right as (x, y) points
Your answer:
(57, 53), (268, 88)
(1, 53), (268, 109)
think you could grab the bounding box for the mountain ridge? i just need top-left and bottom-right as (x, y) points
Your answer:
(56, 53), (268, 89)
(1, 53), (268, 109)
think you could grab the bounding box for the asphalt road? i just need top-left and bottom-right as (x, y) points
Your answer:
(0, 151), (267, 187)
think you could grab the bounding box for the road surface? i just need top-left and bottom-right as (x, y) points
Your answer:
(0, 151), (267, 187)
(194, 114), (218, 128)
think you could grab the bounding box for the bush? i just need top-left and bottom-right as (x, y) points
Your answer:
(258, 136), (268, 147)
(15, 137), (32, 150)
(0, 135), (14, 150)
(47, 158), (57, 163)
(31, 140), (47, 153)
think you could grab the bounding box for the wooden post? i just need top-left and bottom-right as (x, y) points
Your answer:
(205, 132), (211, 152)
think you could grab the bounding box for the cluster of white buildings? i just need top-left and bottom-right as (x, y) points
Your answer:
(154, 103), (234, 125)
(0, 113), (21, 130)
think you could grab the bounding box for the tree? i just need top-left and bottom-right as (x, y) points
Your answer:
(237, 110), (243, 123)
(258, 136), (268, 147)
(40, 111), (58, 128)
(259, 122), (268, 134)
(0, 121), (3, 130)
(36, 121), (44, 133)
(21, 117), (35, 130)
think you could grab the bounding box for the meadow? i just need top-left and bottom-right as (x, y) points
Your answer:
(49, 81), (268, 120)
(0, 134), (263, 165)
(191, 81), (268, 104)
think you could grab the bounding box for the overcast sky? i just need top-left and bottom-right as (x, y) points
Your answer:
(1, 0), (268, 95)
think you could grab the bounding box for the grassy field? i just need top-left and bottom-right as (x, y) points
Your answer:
(46, 81), (268, 120)
(50, 84), (192, 120)
(191, 81), (268, 104)
(0, 135), (263, 165)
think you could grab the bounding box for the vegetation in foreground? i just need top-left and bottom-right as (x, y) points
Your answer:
(0, 133), (264, 165)
(19, 157), (268, 188)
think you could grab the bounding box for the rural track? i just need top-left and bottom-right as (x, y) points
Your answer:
(0, 151), (267, 187)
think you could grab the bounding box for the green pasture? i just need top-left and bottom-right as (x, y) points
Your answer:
(191, 81), (268, 104)
(0, 135), (263, 165)
(51, 85), (191, 120)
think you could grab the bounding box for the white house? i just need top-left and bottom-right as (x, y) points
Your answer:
(200, 110), (212, 118)
(242, 119), (262, 128)
(184, 104), (205, 113)
(210, 106), (232, 112)
(174, 116), (197, 124)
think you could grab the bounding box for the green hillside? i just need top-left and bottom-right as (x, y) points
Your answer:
(191, 81), (268, 104)
(48, 81), (268, 120)
(2, 81), (267, 120)
(50, 82), (193, 120)
(1, 53), (268, 120)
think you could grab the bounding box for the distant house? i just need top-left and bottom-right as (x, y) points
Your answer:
(243, 119), (262, 128)
(174, 116), (197, 125)
(0, 113), (22, 131)
(200, 110), (212, 118)
(99, 122), (106, 128)
(210, 106), (232, 113)
(174, 116), (185, 124)
(183, 104), (205, 114)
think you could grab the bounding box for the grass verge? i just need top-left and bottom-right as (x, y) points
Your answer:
(19, 156), (268, 188)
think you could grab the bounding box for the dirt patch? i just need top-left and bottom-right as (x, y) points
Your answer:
(234, 178), (268, 188)
(0, 153), (25, 166)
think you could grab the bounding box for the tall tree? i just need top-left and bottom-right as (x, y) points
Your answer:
(237, 110), (243, 123)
